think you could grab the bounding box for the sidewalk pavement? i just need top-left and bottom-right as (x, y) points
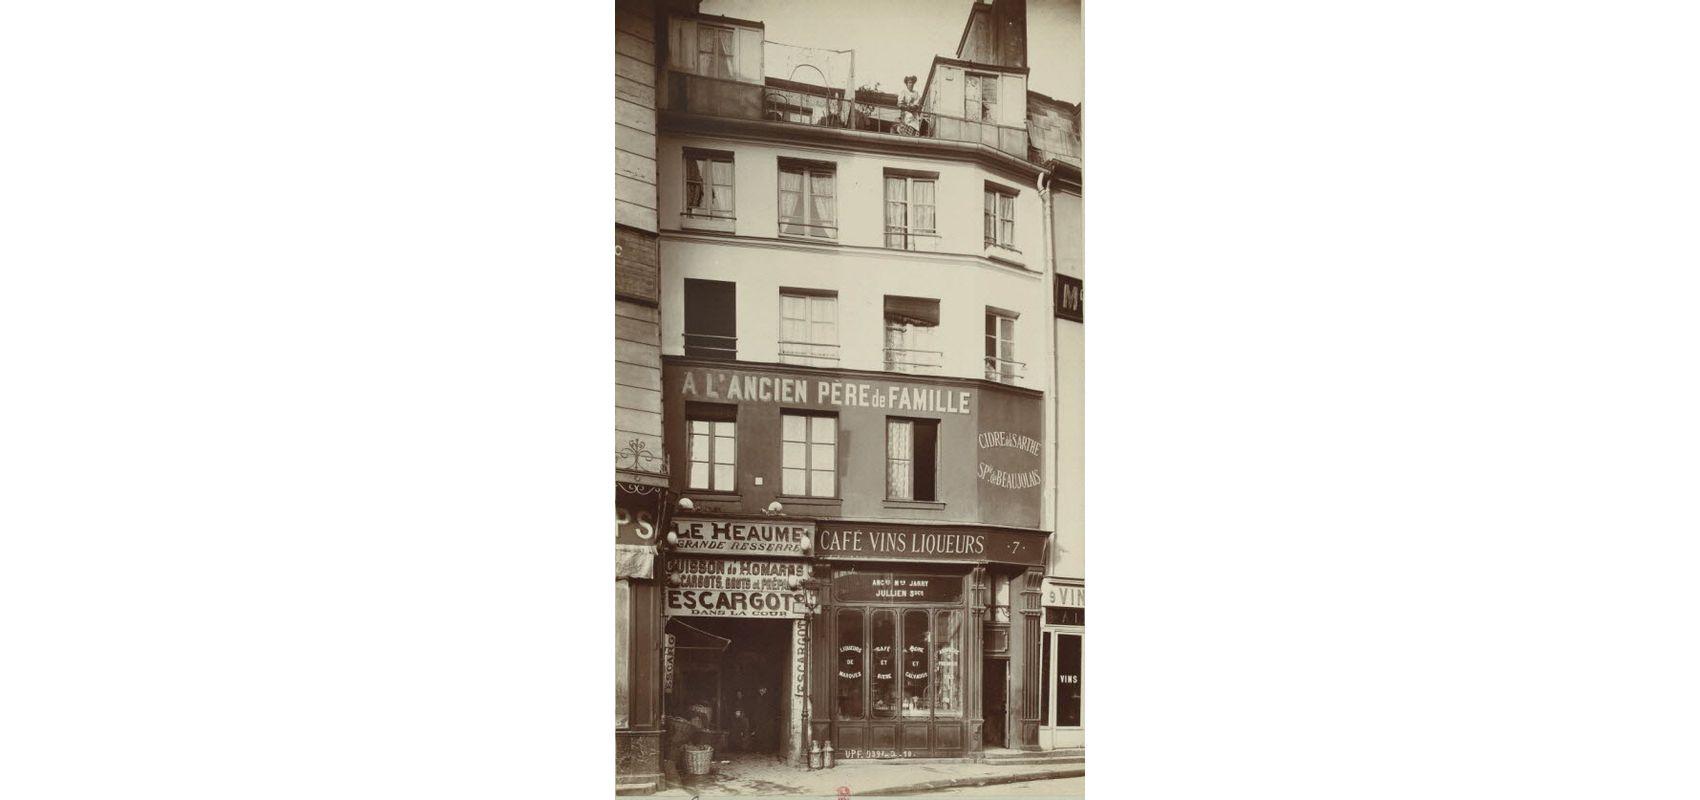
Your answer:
(652, 756), (1084, 798)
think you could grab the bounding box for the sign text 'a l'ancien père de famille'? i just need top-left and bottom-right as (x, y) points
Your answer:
(678, 368), (973, 415)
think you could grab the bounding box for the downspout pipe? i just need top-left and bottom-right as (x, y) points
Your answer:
(1036, 168), (1057, 543)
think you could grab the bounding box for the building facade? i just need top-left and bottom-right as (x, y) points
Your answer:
(616, 0), (1081, 790)
(614, 0), (670, 794)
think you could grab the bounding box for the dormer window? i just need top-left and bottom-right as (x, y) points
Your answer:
(965, 73), (999, 122)
(696, 24), (736, 79)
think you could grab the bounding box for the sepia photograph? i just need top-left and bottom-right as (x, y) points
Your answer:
(614, 0), (1084, 795)
(13, 0), (1699, 799)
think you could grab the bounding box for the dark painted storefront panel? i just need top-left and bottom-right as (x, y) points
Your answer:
(974, 388), (1044, 529)
(661, 358), (1044, 527)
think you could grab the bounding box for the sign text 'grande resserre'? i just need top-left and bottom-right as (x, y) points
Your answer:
(671, 516), (814, 556)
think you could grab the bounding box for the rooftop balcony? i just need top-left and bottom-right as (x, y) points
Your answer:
(666, 71), (1032, 162)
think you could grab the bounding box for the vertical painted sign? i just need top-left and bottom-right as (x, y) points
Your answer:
(1055, 274), (1083, 322)
(663, 633), (676, 693)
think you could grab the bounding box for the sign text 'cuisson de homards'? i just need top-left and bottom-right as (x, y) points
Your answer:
(663, 557), (813, 619)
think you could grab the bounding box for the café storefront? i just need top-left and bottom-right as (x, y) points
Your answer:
(809, 520), (1050, 759)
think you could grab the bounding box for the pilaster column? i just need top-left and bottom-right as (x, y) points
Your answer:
(1006, 567), (1045, 750)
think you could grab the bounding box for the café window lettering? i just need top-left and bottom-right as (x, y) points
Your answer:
(830, 570), (965, 723)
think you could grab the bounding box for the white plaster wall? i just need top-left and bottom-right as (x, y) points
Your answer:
(1051, 318), (1085, 580)
(658, 236), (1046, 387)
(657, 133), (1041, 265)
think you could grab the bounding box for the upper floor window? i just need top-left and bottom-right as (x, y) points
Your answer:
(886, 417), (939, 502)
(697, 24), (737, 79)
(685, 149), (734, 220)
(781, 412), (837, 498)
(779, 160), (837, 239)
(965, 73), (999, 122)
(985, 309), (1021, 384)
(883, 172), (938, 251)
(686, 403), (737, 492)
(884, 296), (941, 375)
(984, 186), (1016, 249)
(683, 278), (736, 359)
(779, 289), (838, 367)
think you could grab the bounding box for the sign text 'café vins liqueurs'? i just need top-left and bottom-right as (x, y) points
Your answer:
(679, 368), (972, 415)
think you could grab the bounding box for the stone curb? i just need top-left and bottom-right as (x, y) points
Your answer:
(853, 766), (1085, 797)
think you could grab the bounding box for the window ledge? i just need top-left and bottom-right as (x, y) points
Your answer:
(776, 495), (843, 503)
(777, 231), (839, 244)
(681, 214), (736, 234)
(682, 490), (742, 502)
(883, 499), (947, 510)
(983, 243), (1025, 266)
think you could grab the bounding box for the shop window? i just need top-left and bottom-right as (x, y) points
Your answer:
(869, 610), (898, 718)
(686, 402), (736, 491)
(933, 610), (963, 717)
(778, 289), (838, 366)
(781, 412), (836, 497)
(883, 295), (941, 374)
(836, 608), (865, 719)
(886, 418), (939, 501)
(779, 161), (837, 239)
(684, 148), (735, 224)
(902, 609), (931, 716)
(883, 172), (938, 251)
(615, 580), (630, 728)
(683, 278), (736, 359)
(1056, 633), (1082, 727)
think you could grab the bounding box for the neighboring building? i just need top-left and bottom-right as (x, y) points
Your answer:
(614, 0), (669, 794)
(617, 0), (1081, 789)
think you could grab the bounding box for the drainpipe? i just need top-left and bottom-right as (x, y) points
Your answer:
(1035, 167), (1056, 544)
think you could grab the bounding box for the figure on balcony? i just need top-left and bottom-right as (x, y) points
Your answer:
(896, 75), (921, 136)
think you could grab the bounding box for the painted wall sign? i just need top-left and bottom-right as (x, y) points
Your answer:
(816, 522), (1048, 568)
(663, 633), (676, 693)
(833, 571), (965, 603)
(663, 556), (814, 618)
(1055, 274), (1083, 322)
(614, 483), (664, 547)
(974, 390), (1044, 528)
(977, 430), (1043, 490)
(1042, 579), (1085, 609)
(671, 516), (814, 556)
(677, 367), (973, 415)
(793, 619), (809, 696)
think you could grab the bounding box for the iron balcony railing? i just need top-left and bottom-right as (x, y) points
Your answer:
(683, 332), (736, 360)
(884, 228), (942, 252)
(884, 347), (945, 375)
(777, 340), (840, 367)
(984, 356), (1026, 384)
(668, 72), (1031, 161)
(777, 219), (838, 239)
